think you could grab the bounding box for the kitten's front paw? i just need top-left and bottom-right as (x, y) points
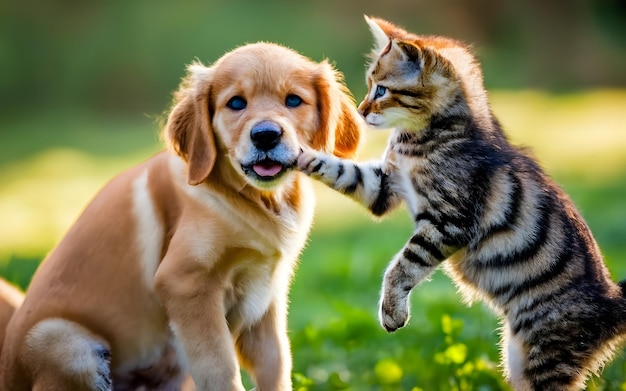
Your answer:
(379, 295), (409, 333)
(297, 150), (326, 177)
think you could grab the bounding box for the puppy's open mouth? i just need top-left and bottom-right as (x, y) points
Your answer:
(242, 159), (294, 182)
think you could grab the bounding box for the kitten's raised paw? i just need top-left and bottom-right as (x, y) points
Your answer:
(379, 298), (409, 333)
(297, 150), (325, 176)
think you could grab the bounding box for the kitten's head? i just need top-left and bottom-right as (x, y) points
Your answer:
(358, 16), (477, 131)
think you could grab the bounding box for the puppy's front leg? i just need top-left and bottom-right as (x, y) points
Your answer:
(236, 300), (291, 391)
(155, 258), (245, 391)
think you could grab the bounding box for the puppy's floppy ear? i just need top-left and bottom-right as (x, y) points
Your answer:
(313, 62), (362, 159)
(164, 63), (217, 185)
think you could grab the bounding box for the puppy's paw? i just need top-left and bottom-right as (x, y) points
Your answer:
(26, 319), (113, 390)
(93, 344), (113, 391)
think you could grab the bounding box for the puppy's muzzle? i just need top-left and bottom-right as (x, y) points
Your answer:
(241, 120), (297, 186)
(251, 121), (283, 151)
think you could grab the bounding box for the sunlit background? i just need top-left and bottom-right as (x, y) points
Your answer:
(1, 1), (625, 389)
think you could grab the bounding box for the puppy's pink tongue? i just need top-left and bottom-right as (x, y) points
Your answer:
(253, 163), (282, 177)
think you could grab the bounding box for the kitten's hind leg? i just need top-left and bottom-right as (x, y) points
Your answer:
(379, 229), (449, 332)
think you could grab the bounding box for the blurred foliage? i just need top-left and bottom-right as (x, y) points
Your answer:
(1, 1), (626, 389)
(1, 0), (626, 122)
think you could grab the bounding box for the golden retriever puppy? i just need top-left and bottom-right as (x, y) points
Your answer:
(0, 42), (362, 391)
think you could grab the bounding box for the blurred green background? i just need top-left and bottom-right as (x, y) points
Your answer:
(1, 0), (626, 390)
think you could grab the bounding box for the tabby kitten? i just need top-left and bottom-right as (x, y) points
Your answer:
(298, 16), (626, 391)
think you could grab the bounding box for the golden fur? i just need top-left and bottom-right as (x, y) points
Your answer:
(0, 42), (362, 391)
(0, 280), (23, 355)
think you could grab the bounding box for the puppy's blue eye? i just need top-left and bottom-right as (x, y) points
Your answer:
(374, 85), (387, 99)
(285, 94), (303, 108)
(227, 96), (247, 110)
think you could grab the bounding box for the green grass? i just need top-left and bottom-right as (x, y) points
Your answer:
(1, 91), (626, 390)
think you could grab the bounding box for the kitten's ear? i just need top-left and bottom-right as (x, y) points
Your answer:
(364, 15), (390, 53)
(394, 40), (423, 68)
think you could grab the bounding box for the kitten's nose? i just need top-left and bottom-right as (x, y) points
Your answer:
(251, 120), (282, 151)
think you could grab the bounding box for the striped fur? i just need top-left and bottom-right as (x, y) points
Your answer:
(298, 16), (626, 391)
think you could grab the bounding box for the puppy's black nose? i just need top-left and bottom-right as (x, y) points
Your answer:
(251, 121), (282, 151)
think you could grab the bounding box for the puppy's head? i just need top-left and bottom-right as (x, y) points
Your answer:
(164, 42), (362, 188)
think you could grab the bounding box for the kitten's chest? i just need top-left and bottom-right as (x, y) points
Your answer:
(385, 149), (428, 216)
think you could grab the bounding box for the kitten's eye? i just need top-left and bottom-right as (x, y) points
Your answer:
(374, 85), (387, 99)
(226, 96), (247, 111)
(285, 94), (303, 108)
